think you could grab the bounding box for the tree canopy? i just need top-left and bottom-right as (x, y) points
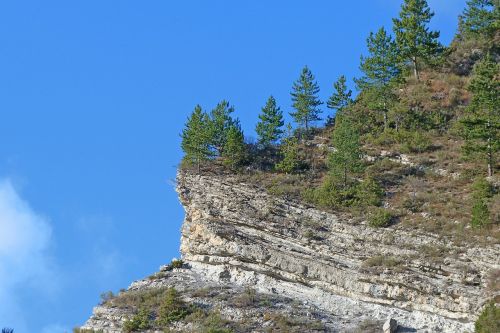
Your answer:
(393, 0), (442, 80)
(256, 96), (285, 146)
(290, 66), (323, 130)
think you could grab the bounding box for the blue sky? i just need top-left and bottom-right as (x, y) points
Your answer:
(0, 1), (467, 332)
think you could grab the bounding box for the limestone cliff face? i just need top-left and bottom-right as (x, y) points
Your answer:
(81, 170), (498, 332)
(177, 171), (498, 332)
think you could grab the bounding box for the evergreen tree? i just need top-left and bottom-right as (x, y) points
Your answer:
(290, 66), (323, 130)
(393, 0), (443, 80)
(223, 121), (246, 169)
(327, 75), (353, 125)
(328, 117), (363, 188)
(209, 100), (236, 156)
(356, 27), (401, 130)
(256, 96), (285, 146)
(459, 0), (500, 37)
(181, 105), (212, 172)
(460, 56), (499, 177)
(471, 196), (491, 228)
(275, 124), (300, 174)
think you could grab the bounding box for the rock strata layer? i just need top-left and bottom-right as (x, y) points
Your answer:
(81, 171), (499, 332)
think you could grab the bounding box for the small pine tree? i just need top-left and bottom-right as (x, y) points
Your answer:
(459, 0), (500, 37)
(327, 75), (353, 125)
(470, 177), (493, 228)
(223, 121), (246, 169)
(460, 56), (499, 177)
(471, 198), (491, 228)
(356, 27), (400, 130)
(158, 288), (190, 327)
(255, 96), (285, 146)
(209, 100), (236, 156)
(275, 124), (300, 174)
(328, 117), (363, 188)
(393, 0), (443, 80)
(290, 66), (323, 130)
(181, 105), (212, 172)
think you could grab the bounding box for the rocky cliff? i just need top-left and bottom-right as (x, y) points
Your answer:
(80, 171), (499, 332)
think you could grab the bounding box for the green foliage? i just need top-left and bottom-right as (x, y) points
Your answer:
(393, 0), (443, 80)
(368, 208), (393, 227)
(472, 177), (494, 199)
(475, 301), (500, 333)
(400, 131), (432, 153)
(471, 198), (491, 228)
(222, 121), (247, 169)
(123, 307), (151, 333)
(460, 56), (500, 176)
(290, 66), (323, 129)
(356, 27), (400, 130)
(170, 259), (184, 269)
(181, 105), (212, 171)
(256, 96), (285, 146)
(471, 177), (493, 228)
(209, 100), (236, 156)
(275, 125), (301, 174)
(303, 175), (358, 208)
(329, 117), (363, 187)
(157, 288), (191, 328)
(327, 75), (353, 124)
(186, 310), (233, 333)
(460, 0), (500, 37)
(356, 177), (384, 207)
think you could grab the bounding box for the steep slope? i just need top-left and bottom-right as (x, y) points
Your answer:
(80, 170), (499, 332)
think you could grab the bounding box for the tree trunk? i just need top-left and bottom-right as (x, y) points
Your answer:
(413, 56), (420, 81)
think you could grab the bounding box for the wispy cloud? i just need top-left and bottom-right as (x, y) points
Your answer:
(0, 179), (59, 332)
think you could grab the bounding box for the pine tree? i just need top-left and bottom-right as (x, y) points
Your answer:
(256, 96), (285, 146)
(275, 124), (300, 174)
(459, 0), (500, 37)
(393, 0), (443, 80)
(460, 56), (499, 177)
(290, 66), (323, 130)
(356, 27), (401, 130)
(328, 117), (363, 188)
(209, 100), (236, 156)
(223, 121), (247, 169)
(327, 75), (353, 125)
(181, 105), (212, 172)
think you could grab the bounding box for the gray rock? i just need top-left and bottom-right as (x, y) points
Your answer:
(383, 318), (398, 333)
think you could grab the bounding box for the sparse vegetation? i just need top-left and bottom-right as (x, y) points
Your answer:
(475, 301), (500, 333)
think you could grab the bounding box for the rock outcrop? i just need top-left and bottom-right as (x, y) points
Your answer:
(81, 171), (499, 332)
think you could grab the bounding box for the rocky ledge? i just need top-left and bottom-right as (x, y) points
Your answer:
(81, 171), (499, 332)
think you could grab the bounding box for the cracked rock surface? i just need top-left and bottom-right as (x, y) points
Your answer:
(81, 171), (499, 332)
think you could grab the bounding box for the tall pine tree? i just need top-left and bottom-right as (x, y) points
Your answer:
(256, 96), (285, 146)
(393, 0), (442, 80)
(181, 105), (212, 172)
(460, 55), (499, 177)
(356, 27), (401, 130)
(209, 100), (236, 156)
(290, 66), (323, 130)
(223, 120), (247, 169)
(329, 117), (363, 188)
(459, 0), (500, 37)
(327, 75), (353, 125)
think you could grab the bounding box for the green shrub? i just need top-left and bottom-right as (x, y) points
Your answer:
(123, 307), (151, 333)
(475, 301), (500, 333)
(471, 199), (490, 228)
(355, 177), (384, 207)
(400, 131), (433, 153)
(170, 259), (184, 269)
(157, 288), (192, 327)
(186, 310), (233, 333)
(368, 208), (393, 227)
(402, 196), (425, 213)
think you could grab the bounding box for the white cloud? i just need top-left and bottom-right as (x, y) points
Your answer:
(0, 179), (58, 332)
